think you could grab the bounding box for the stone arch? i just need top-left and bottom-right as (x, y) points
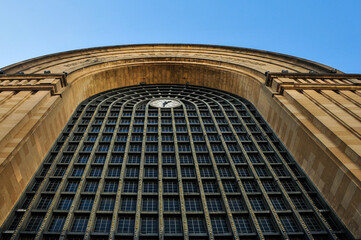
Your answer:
(0, 44), (360, 237)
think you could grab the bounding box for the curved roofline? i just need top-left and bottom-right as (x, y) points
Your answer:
(2, 43), (337, 73)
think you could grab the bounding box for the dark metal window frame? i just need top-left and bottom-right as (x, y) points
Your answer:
(0, 84), (354, 240)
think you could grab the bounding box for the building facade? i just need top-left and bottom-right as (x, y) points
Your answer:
(0, 44), (360, 239)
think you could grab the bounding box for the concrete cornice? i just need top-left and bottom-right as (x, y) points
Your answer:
(2, 44), (337, 75)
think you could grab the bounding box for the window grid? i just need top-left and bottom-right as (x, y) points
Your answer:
(163, 182), (178, 193)
(78, 197), (94, 211)
(187, 217), (206, 233)
(2, 85), (352, 239)
(48, 215), (66, 232)
(141, 217), (158, 234)
(185, 198), (202, 212)
(228, 197), (244, 211)
(164, 217), (182, 234)
(84, 181), (98, 192)
(118, 216), (135, 233)
(94, 216), (112, 233)
(25, 215), (43, 231)
(234, 216), (253, 233)
(164, 198), (180, 212)
(280, 215), (299, 233)
(57, 196), (73, 210)
(99, 197), (115, 211)
(143, 182), (158, 193)
(142, 198), (158, 212)
(211, 217), (229, 234)
(120, 197), (137, 211)
(258, 216), (276, 233)
(206, 198), (223, 212)
(37, 196), (53, 210)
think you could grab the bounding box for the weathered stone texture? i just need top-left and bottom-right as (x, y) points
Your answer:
(0, 44), (360, 237)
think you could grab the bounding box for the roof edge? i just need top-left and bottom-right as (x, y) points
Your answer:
(2, 43), (338, 74)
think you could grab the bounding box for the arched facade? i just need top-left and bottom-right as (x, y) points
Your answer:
(0, 44), (360, 237)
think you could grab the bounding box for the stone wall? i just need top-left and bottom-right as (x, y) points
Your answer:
(0, 44), (360, 237)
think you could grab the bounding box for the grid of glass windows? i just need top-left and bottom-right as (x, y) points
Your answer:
(181, 167), (195, 177)
(71, 216), (88, 232)
(211, 217), (229, 234)
(185, 198), (202, 212)
(258, 216), (277, 233)
(206, 197), (223, 212)
(65, 181), (79, 192)
(107, 167), (121, 177)
(37, 195), (53, 210)
(94, 216), (112, 232)
(78, 196), (94, 210)
(187, 217), (206, 233)
(57, 196), (73, 210)
(99, 197), (115, 211)
(1, 84), (354, 240)
(228, 197), (244, 211)
(302, 214), (323, 231)
(141, 217), (158, 234)
(234, 216), (253, 233)
(89, 167), (102, 177)
(143, 181), (157, 193)
(123, 181), (138, 193)
(164, 217), (182, 234)
(118, 216), (134, 233)
(163, 182), (178, 193)
(48, 215), (66, 232)
(183, 181), (198, 193)
(25, 215), (43, 231)
(270, 196), (288, 210)
(142, 198), (158, 212)
(280, 215), (300, 233)
(163, 167), (177, 177)
(164, 198), (180, 212)
(84, 181), (98, 192)
(103, 181), (118, 192)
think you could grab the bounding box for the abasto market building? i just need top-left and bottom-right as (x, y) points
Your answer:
(0, 44), (360, 239)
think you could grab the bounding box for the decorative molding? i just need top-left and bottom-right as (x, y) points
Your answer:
(265, 73), (361, 94)
(0, 74), (67, 95)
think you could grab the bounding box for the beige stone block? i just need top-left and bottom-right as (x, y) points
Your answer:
(0, 45), (359, 238)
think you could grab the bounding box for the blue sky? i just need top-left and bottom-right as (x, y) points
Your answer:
(0, 0), (360, 72)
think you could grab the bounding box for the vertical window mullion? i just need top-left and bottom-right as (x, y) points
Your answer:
(170, 107), (189, 238)
(133, 102), (150, 239)
(69, 96), (131, 237)
(193, 102), (238, 237)
(7, 97), (105, 238)
(221, 95), (321, 238)
(110, 99), (147, 239)
(157, 107), (164, 238)
(200, 96), (265, 239)
(34, 96), (116, 239)
(182, 102), (214, 239)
